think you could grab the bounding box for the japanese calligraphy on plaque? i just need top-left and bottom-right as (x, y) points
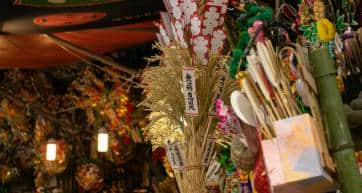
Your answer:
(209, 74), (226, 115)
(205, 159), (221, 181)
(182, 67), (199, 115)
(165, 140), (185, 170)
(202, 138), (215, 166)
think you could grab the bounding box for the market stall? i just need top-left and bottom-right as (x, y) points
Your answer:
(0, 0), (362, 193)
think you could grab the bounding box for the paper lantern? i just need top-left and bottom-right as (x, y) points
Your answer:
(41, 139), (70, 175)
(97, 128), (109, 153)
(46, 139), (57, 161)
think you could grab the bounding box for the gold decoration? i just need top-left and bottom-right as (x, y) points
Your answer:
(144, 112), (184, 150)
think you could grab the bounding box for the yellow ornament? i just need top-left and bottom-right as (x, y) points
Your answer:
(236, 71), (248, 89)
(317, 18), (336, 42)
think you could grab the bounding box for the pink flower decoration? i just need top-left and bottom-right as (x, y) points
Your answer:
(215, 99), (241, 135)
(248, 20), (265, 42)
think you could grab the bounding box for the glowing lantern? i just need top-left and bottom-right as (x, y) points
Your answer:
(46, 139), (57, 161)
(97, 128), (109, 152)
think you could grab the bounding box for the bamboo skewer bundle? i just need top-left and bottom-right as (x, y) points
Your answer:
(236, 38), (300, 138)
(234, 21), (335, 141)
(235, 31), (335, 169)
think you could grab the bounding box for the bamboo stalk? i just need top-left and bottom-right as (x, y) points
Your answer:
(310, 48), (362, 193)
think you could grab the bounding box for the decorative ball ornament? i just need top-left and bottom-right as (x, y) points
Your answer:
(75, 163), (104, 192)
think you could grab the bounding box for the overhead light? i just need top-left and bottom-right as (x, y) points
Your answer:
(97, 128), (109, 153)
(46, 139), (57, 161)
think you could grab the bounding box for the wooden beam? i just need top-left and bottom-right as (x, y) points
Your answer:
(46, 34), (139, 76)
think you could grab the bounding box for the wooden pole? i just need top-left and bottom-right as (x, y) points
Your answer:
(45, 34), (139, 76)
(310, 48), (362, 193)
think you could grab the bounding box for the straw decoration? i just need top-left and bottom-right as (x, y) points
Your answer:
(141, 42), (233, 193)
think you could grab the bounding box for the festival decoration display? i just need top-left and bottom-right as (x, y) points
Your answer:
(142, 1), (236, 193)
(0, 1), (361, 193)
(0, 67), (146, 192)
(223, 1), (362, 192)
(69, 68), (138, 164)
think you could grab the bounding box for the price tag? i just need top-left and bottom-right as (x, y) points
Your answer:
(209, 74), (226, 115)
(210, 166), (223, 182)
(202, 138), (215, 166)
(165, 140), (185, 170)
(182, 67), (199, 115)
(165, 140), (178, 170)
(173, 142), (185, 170)
(205, 159), (221, 181)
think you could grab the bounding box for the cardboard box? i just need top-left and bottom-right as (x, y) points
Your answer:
(262, 114), (336, 193)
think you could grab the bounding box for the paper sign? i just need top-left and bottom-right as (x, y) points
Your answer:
(159, 24), (171, 45)
(180, 0), (197, 25)
(162, 0), (172, 13)
(173, 142), (185, 169)
(210, 29), (226, 55)
(209, 74), (226, 115)
(202, 5), (222, 36)
(174, 19), (187, 47)
(165, 140), (178, 170)
(206, 0), (229, 14)
(182, 67), (199, 115)
(210, 166), (223, 182)
(160, 12), (176, 40)
(191, 35), (210, 65)
(170, 0), (183, 20)
(202, 138), (216, 166)
(205, 159), (221, 181)
(165, 140), (185, 170)
(190, 15), (202, 37)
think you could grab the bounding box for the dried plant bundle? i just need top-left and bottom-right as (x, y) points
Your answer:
(141, 43), (235, 193)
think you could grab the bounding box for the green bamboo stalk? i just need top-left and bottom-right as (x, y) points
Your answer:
(310, 48), (362, 193)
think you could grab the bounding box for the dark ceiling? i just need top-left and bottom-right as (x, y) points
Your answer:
(0, 0), (163, 68)
(0, 0), (163, 34)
